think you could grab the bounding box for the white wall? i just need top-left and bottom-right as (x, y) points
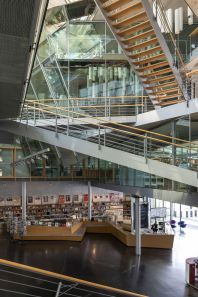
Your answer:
(0, 181), (123, 197)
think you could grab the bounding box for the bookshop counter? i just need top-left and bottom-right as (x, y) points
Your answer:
(13, 221), (174, 249)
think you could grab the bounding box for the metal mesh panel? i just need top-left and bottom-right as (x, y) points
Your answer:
(0, 0), (43, 119)
(0, 0), (35, 38)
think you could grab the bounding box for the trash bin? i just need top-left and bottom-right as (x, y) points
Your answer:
(186, 257), (198, 286)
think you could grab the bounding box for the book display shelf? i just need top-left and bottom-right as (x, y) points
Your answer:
(0, 192), (124, 229)
(0, 193), (175, 249)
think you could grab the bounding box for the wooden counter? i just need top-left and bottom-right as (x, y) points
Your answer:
(14, 222), (85, 241)
(13, 221), (174, 249)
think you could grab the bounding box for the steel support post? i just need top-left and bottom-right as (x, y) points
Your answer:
(88, 181), (92, 221)
(130, 197), (134, 234)
(22, 182), (27, 236)
(135, 197), (141, 256)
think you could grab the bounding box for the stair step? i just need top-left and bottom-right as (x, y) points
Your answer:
(133, 53), (166, 65)
(107, 1), (142, 19)
(140, 67), (172, 78)
(137, 62), (170, 73)
(146, 81), (177, 90)
(157, 94), (182, 101)
(102, 0), (132, 11)
(147, 74), (175, 84)
(159, 99), (184, 106)
(154, 87), (180, 95)
(126, 37), (158, 51)
(112, 11), (146, 28)
(129, 45), (162, 58)
(117, 20), (151, 37)
(122, 29), (155, 44)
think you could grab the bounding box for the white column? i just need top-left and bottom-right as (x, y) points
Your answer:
(135, 197), (141, 256)
(22, 181), (27, 223)
(88, 181), (92, 221)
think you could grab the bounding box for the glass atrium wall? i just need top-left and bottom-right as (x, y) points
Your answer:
(17, 1), (197, 193)
(25, 3), (152, 120)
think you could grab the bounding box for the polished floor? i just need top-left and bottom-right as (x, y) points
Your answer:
(0, 228), (198, 297)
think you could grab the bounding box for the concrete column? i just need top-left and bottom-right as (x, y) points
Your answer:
(135, 197), (141, 256)
(22, 181), (27, 223)
(130, 197), (134, 234)
(88, 181), (92, 221)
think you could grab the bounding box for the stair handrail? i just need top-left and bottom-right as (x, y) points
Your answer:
(153, 0), (191, 100)
(24, 100), (198, 150)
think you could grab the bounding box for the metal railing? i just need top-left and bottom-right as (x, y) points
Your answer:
(24, 95), (153, 119)
(23, 101), (198, 172)
(0, 259), (147, 297)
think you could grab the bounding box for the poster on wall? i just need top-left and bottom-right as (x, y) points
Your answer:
(93, 194), (99, 203)
(133, 203), (149, 229)
(83, 194), (88, 204)
(34, 196), (42, 205)
(110, 193), (123, 203)
(27, 196), (33, 205)
(65, 195), (71, 204)
(58, 195), (65, 204)
(42, 196), (49, 204)
(12, 197), (21, 206)
(49, 195), (58, 204)
(6, 197), (13, 206)
(0, 197), (5, 207)
(104, 194), (110, 202)
(150, 207), (166, 218)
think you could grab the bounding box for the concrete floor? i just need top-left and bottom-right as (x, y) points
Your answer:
(0, 228), (198, 297)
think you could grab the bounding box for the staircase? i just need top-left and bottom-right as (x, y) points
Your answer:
(94, 0), (189, 107)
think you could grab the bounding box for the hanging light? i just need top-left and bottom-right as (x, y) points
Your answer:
(179, 7), (183, 32)
(175, 8), (180, 34)
(166, 9), (173, 32)
(188, 7), (193, 25)
(153, 0), (157, 18)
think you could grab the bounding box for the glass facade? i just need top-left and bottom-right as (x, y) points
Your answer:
(25, 5), (153, 119)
